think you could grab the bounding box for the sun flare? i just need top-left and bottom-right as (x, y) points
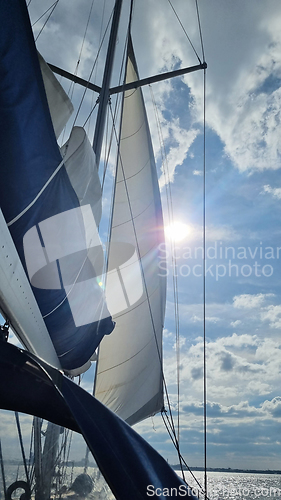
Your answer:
(164, 221), (191, 242)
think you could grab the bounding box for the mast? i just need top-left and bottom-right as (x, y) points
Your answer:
(92, 0), (123, 167)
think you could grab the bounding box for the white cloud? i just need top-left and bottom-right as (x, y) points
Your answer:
(191, 315), (219, 324)
(263, 184), (281, 199)
(206, 225), (241, 242)
(163, 332), (281, 409)
(159, 125), (199, 189)
(233, 293), (273, 309)
(230, 320), (241, 327)
(261, 304), (281, 328)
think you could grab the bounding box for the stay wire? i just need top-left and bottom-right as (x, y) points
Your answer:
(31, 1), (58, 28)
(167, 0), (202, 64)
(88, 0), (107, 135)
(195, 0), (206, 63)
(195, 1), (208, 496)
(71, 7), (114, 129)
(108, 62), (184, 477)
(149, 85), (181, 445)
(15, 412), (31, 489)
(100, 8), (128, 192)
(203, 65), (207, 500)
(35, 1), (60, 41)
(109, 101), (183, 471)
(99, 0), (184, 475)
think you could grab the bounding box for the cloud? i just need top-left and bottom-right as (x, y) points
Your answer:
(261, 304), (281, 328)
(158, 125), (199, 189)
(189, 2), (281, 174)
(206, 225), (241, 242)
(263, 185), (281, 199)
(191, 315), (219, 324)
(233, 293), (274, 309)
(230, 320), (241, 327)
(262, 397), (281, 418)
(163, 332), (281, 407)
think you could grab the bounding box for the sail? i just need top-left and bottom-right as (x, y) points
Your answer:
(0, 207), (61, 369)
(38, 52), (74, 139)
(0, 0), (114, 371)
(94, 37), (166, 425)
(0, 342), (198, 500)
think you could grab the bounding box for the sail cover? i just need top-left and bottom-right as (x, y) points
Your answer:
(0, 0), (114, 371)
(94, 37), (166, 425)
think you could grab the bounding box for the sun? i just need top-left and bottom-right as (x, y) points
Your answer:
(164, 221), (191, 242)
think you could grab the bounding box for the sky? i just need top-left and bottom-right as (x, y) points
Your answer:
(2, 0), (281, 480)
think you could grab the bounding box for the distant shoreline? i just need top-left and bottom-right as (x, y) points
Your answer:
(171, 466), (281, 475)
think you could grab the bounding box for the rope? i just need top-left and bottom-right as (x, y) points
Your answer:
(194, 1), (208, 496)
(161, 411), (211, 499)
(167, 0), (202, 64)
(195, 0), (206, 63)
(15, 412), (31, 489)
(71, 7), (114, 129)
(35, 1), (60, 42)
(0, 439), (7, 499)
(87, 0), (107, 136)
(31, 1), (58, 28)
(149, 84), (183, 470)
(107, 45), (184, 476)
(202, 65), (207, 500)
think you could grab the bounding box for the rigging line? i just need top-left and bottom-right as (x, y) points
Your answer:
(108, 79), (181, 469)
(161, 410), (186, 482)
(82, 100), (99, 128)
(87, 0), (106, 135)
(0, 440), (7, 499)
(62, 0), (96, 133)
(35, 1), (60, 41)
(28, 420), (34, 477)
(195, 0), (206, 63)
(162, 413), (211, 500)
(149, 85), (182, 456)
(161, 412), (207, 497)
(71, 7), (114, 128)
(15, 412), (31, 489)
(167, 0), (202, 64)
(67, 0), (96, 99)
(100, 6), (131, 193)
(203, 66), (207, 500)
(31, 1), (58, 27)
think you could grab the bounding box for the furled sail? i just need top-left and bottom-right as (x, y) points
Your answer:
(0, 0), (114, 371)
(94, 36), (166, 425)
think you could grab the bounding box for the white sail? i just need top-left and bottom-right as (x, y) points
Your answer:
(0, 208), (61, 369)
(94, 37), (166, 425)
(38, 53), (73, 139)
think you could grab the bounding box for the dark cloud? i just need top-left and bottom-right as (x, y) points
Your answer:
(191, 367), (203, 380)
(220, 352), (235, 371)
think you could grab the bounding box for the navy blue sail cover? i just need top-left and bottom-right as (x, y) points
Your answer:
(0, 1), (114, 370)
(0, 343), (199, 500)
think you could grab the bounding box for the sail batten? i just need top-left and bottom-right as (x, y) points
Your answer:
(95, 36), (166, 425)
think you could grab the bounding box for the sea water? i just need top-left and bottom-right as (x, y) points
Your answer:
(176, 471), (281, 500)
(2, 465), (281, 499)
